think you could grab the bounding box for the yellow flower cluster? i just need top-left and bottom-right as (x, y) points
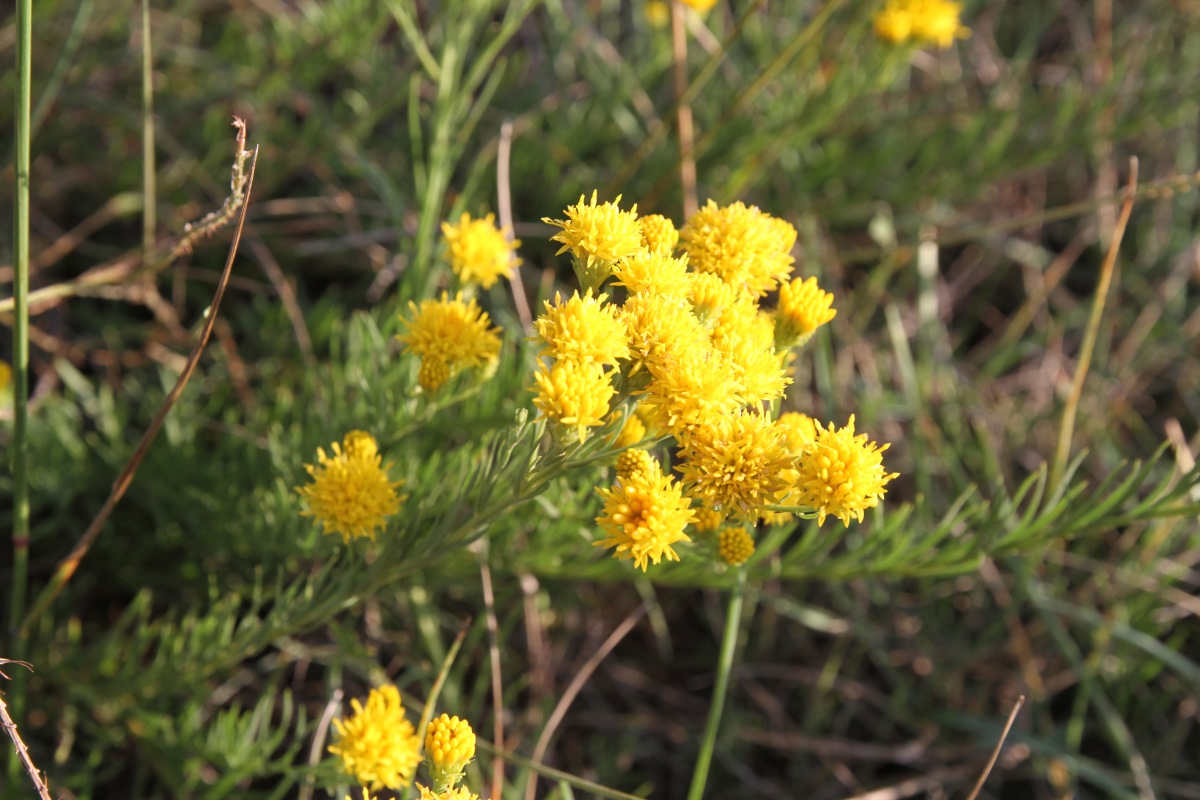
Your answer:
(328, 685), (422, 790)
(874, 0), (969, 49)
(718, 527), (755, 567)
(424, 713), (476, 791)
(397, 293), (502, 392)
(441, 212), (521, 289)
(296, 431), (406, 543)
(536, 192), (898, 570)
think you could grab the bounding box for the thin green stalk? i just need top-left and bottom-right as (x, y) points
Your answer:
(686, 568), (748, 800)
(141, 0), (157, 262)
(10, 0), (33, 644)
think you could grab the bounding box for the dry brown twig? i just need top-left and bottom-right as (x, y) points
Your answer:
(0, 658), (53, 800)
(19, 119), (259, 633)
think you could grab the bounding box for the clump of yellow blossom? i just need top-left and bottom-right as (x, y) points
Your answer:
(398, 293), (502, 392)
(621, 291), (710, 378)
(328, 685), (421, 790)
(718, 527), (755, 566)
(775, 276), (836, 349)
(424, 714), (475, 791)
(874, 0), (969, 48)
(296, 431), (405, 543)
(688, 271), (738, 324)
(612, 406), (647, 449)
(681, 0), (718, 11)
(344, 790), (376, 800)
(690, 506), (726, 533)
(680, 200), (796, 298)
(616, 448), (656, 482)
(417, 787), (481, 800)
(534, 291), (629, 366)
(532, 360), (615, 443)
(595, 459), (696, 571)
(790, 415), (899, 526)
(677, 411), (796, 521)
(543, 191), (642, 293)
(710, 300), (790, 406)
(639, 213), (679, 255)
(777, 412), (819, 455)
(613, 250), (691, 297)
(441, 212), (520, 289)
(639, 345), (741, 438)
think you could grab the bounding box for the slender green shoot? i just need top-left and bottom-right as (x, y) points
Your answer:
(686, 568), (748, 800)
(10, 0), (33, 644)
(141, 0), (157, 262)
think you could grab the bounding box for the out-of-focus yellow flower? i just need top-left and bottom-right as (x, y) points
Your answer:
(534, 291), (629, 366)
(441, 212), (520, 289)
(532, 360), (616, 443)
(775, 276), (837, 349)
(0, 360), (12, 395)
(296, 431), (405, 543)
(344, 789), (377, 800)
(329, 685), (421, 790)
(612, 406), (648, 449)
(398, 293), (502, 392)
(677, 411), (796, 521)
(681, 0), (719, 11)
(874, 0), (969, 48)
(613, 250), (691, 298)
(777, 412), (819, 456)
(790, 415), (899, 526)
(718, 527), (755, 566)
(596, 460), (695, 571)
(425, 714), (475, 791)
(690, 506), (726, 533)
(639, 213), (679, 255)
(680, 200), (796, 298)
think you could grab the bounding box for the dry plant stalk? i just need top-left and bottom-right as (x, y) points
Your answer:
(0, 658), (53, 800)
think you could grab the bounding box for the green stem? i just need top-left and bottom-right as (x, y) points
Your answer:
(141, 0), (156, 262)
(686, 568), (747, 800)
(10, 0), (33, 643)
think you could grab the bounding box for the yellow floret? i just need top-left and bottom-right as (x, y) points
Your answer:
(718, 527), (755, 566)
(680, 200), (796, 298)
(639, 213), (680, 255)
(328, 685), (421, 790)
(677, 411), (796, 521)
(534, 291), (629, 366)
(595, 461), (695, 571)
(775, 276), (836, 349)
(790, 415), (899, 526)
(296, 431), (406, 543)
(424, 713), (476, 791)
(532, 360), (616, 443)
(397, 293), (502, 392)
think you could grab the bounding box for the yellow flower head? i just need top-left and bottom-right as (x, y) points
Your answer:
(543, 191), (642, 290)
(680, 200), (796, 298)
(329, 685), (421, 790)
(639, 345), (742, 438)
(621, 291), (710, 377)
(417, 786), (481, 800)
(398, 293), (502, 392)
(710, 300), (790, 406)
(874, 0), (969, 48)
(613, 250), (691, 298)
(596, 460), (695, 571)
(690, 506), (726, 533)
(687, 272), (738, 324)
(612, 406), (648, 449)
(425, 713), (475, 790)
(615, 448), (657, 483)
(441, 212), (520, 289)
(790, 415), (899, 526)
(775, 276), (836, 349)
(534, 291), (629, 366)
(681, 0), (719, 11)
(718, 527), (755, 566)
(296, 431), (405, 543)
(345, 790), (377, 800)
(639, 213), (680, 255)
(677, 411), (796, 521)
(532, 360), (615, 443)
(777, 412), (819, 456)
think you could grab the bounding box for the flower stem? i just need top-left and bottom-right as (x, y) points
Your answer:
(686, 567), (747, 800)
(10, 0), (33, 644)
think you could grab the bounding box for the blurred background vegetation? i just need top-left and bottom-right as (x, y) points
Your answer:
(1, 0), (1199, 798)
